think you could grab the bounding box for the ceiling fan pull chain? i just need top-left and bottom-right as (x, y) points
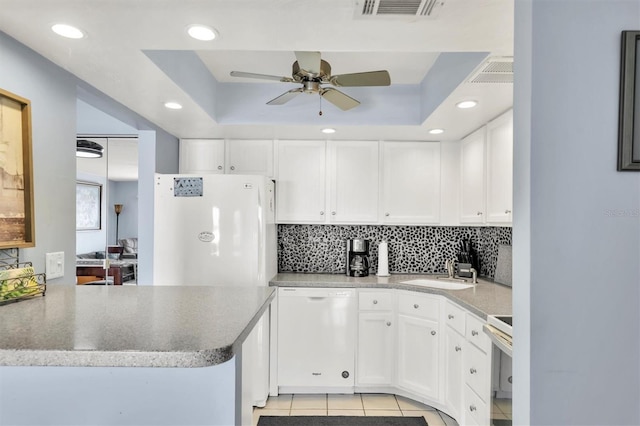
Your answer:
(319, 93), (323, 116)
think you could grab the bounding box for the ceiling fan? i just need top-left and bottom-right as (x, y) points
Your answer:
(229, 51), (391, 112)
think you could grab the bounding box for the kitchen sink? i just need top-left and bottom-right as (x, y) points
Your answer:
(400, 279), (474, 290)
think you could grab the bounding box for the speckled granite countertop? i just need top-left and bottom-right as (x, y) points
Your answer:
(270, 273), (511, 319)
(0, 285), (275, 368)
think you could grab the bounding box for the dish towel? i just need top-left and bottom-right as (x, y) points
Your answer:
(377, 240), (390, 277)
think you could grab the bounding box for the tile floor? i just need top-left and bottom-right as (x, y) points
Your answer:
(253, 393), (458, 426)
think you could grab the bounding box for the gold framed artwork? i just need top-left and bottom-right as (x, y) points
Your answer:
(0, 88), (35, 249)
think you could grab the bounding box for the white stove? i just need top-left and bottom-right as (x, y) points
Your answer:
(484, 315), (512, 357)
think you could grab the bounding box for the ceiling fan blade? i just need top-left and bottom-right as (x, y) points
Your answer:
(294, 51), (322, 74)
(267, 88), (304, 105)
(230, 71), (293, 83)
(330, 70), (391, 87)
(320, 88), (360, 111)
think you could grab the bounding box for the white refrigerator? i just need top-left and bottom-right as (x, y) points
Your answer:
(153, 173), (277, 407)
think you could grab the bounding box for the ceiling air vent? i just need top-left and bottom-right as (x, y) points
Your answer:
(357, 0), (446, 18)
(467, 57), (514, 84)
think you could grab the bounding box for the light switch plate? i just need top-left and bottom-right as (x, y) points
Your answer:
(45, 252), (64, 279)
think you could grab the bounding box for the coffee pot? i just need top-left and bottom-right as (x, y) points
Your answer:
(346, 239), (370, 277)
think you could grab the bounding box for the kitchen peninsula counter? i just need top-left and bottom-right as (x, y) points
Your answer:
(0, 285), (275, 367)
(0, 285), (275, 426)
(270, 273), (511, 318)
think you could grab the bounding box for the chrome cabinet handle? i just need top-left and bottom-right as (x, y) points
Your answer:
(505, 209), (511, 214)
(320, 211), (325, 215)
(469, 405), (476, 412)
(331, 211), (336, 215)
(508, 376), (513, 384)
(413, 304), (419, 309)
(431, 330), (436, 336)
(448, 314), (454, 319)
(217, 165), (223, 170)
(373, 300), (378, 304)
(471, 330), (478, 336)
(477, 211), (483, 216)
(455, 346), (461, 352)
(386, 321), (392, 327)
(230, 166), (235, 171)
(385, 212), (390, 217)
(470, 367), (477, 374)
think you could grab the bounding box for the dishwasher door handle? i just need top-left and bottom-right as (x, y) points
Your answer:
(307, 296), (328, 301)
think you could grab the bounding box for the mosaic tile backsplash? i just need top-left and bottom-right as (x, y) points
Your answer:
(278, 225), (512, 279)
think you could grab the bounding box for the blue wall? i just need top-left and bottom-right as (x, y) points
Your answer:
(0, 30), (179, 283)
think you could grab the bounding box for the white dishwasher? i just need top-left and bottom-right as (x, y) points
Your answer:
(277, 287), (356, 393)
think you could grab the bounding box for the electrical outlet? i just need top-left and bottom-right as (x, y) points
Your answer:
(45, 252), (64, 279)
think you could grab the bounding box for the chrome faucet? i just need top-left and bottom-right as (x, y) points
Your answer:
(438, 259), (468, 282)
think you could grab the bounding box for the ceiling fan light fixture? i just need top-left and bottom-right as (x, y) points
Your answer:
(186, 24), (217, 41)
(321, 128), (336, 134)
(164, 102), (183, 110)
(456, 100), (478, 109)
(429, 128), (444, 135)
(51, 23), (84, 39)
(76, 139), (104, 158)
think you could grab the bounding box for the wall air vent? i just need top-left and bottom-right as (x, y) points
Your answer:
(356, 0), (446, 18)
(467, 57), (514, 84)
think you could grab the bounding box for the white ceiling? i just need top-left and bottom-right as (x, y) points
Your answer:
(0, 0), (514, 142)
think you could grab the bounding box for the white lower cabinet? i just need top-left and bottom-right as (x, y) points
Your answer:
(356, 290), (395, 386)
(396, 313), (440, 400)
(275, 288), (496, 425)
(462, 313), (492, 426)
(357, 312), (395, 386)
(444, 325), (464, 419)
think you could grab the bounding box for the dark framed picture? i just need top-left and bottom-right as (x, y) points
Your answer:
(76, 181), (102, 230)
(618, 31), (640, 171)
(0, 88), (35, 249)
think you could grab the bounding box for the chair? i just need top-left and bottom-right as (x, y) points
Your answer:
(107, 245), (124, 260)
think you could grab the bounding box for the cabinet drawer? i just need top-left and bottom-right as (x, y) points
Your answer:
(464, 384), (488, 426)
(359, 291), (394, 311)
(444, 301), (465, 335)
(397, 292), (440, 321)
(464, 340), (490, 402)
(466, 313), (491, 353)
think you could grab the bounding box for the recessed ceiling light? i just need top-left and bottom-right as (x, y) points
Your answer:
(456, 100), (478, 109)
(321, 128), (336, 134)
(164, 102), (183, 110)
(429, 128), (444, 135)
(187, 25), (217, 41)
(51, 23), (84, 39)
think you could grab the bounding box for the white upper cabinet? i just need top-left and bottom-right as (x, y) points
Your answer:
(460, 128), (486, 224)
(328, 140), (379, 224)
(485, 109), (513, 224)
(275, 140), (326, 223)
(179, 139), (273, 176)
(225, 139), (274, 176)
(381, 141), (441, 224)
(179, 139), (225, 174)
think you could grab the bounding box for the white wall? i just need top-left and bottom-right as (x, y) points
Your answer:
(514, 1), (640, 424)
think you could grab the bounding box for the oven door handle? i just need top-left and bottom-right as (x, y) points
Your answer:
(483, 324), (513, 358)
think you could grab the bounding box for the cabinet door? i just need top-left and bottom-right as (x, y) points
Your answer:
(179, 139), (225, 173)
(225, 139), (273, 176)
(486, 109), (513, 224)
(275, 140), (326, 223)
(396, 314), (440, 400)
(381, 141), (441, 224)
(328, 140), (379, 224)
(357, 312), (394, 386)
(460, 128), (485, 224)
(445, 327), (464, 419)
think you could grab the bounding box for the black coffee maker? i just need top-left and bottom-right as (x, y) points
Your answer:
(346, 239), (370, 277)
